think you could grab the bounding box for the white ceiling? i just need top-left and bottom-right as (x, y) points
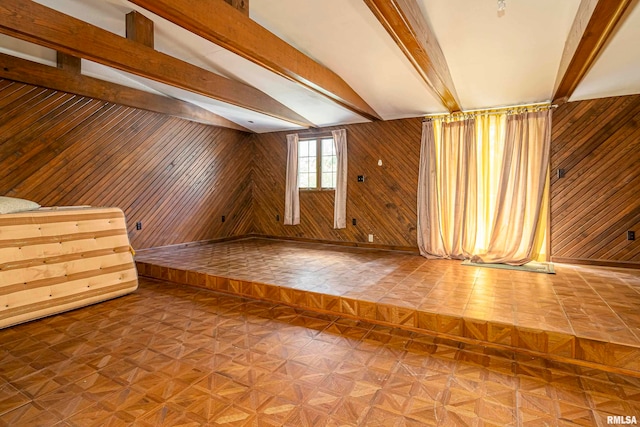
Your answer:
(2, 0), (640, 132)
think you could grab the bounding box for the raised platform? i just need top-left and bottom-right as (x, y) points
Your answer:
(135, 238), (640, 376)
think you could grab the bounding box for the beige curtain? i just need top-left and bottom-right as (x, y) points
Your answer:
(474, 113), (507, 253)
(332, 129), (347, 229)
(417, 119), (477, 259)
(284, 133), (300, 225)
(417, 121), (439, 257)
(472, 110), (551, 264)
(417, 108), (551, 265)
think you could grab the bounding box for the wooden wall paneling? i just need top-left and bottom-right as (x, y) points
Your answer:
(86, 115), (189, 201)
(552, 163), (636, 257)
(0, 87), (69, 136)
(85, 116), (189, 210)
(130, 125), (227, 245)
(118, 120), (204, 245)
(0, 81), (42, 110)
(551, 101), (639, 234)
(0, 78), (253, 250)
(6, 103), (108, 194)
(5, 102), (120, 199)
(80, 115), (199, 244)
(2, 97), (113, 196)
(345, 121), (420, 246)
(125, 127), (210, 224)
(13, 107), (159, 204)
(189, 132), (254, 240)
(39, 107), (143, 202)
(0, 98), (109, 194)
(551, 94), (640, 264)
(91, 118), (251, 246)
(0, 85), (55, 127)
(252, 118), (422, 249)
(552, 96), (638, 173)
(552, 98), (626, 198)
(552, 134), (636, 238)
(5, 93), (89, 148)
(33, 108), (155, 203)
(81, 119), (250, 247)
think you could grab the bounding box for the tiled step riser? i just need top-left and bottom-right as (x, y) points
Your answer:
(136, 261), (640, 377)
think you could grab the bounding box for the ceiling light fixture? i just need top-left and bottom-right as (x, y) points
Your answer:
(497, 0), (507, 12)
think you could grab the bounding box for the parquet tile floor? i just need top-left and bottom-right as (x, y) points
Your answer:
(2, 278), (640, 426)
(135, 238), (640, 375)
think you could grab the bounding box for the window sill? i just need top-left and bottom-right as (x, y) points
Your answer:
(299, 188), (336, 192)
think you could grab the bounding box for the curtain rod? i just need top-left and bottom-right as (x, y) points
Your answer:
(295, 129), (338, 138)
(423, 102), (557, 121)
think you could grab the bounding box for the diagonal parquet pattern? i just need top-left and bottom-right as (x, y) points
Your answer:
(2, 278), (640, 425)
(135, 238), (640, 376)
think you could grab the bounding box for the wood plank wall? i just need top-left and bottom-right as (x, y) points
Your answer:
(3, 76), (638, 264)
(251, 118), (422, 250)
(551, 94), (640, 265)
(0, 79), (253, 250)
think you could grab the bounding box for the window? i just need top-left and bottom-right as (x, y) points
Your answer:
(298, 137), (336, 190)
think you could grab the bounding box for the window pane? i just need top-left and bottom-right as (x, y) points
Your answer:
(299, 173), (309, 189)
(322, 156), (333, 173)
(298, 140), (308, 157)
(308, 140), (316, 156)
(321, 172), (332, 188)
(309, 173), (317, 188)
(309, 157), (316, 173)
(322, 138), (334, 155)
(299, 157), (309, 173)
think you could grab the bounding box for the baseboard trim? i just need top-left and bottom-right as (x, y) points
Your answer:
(134, 235), (251, 254)
(551, 256), (640, 270)
(137, 234), (420, 255)
(247, 234), (420, 254)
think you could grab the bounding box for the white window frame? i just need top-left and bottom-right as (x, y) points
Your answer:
(298, 137), (336, 191)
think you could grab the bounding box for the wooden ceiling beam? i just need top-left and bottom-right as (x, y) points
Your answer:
(0, 0), (313, 127)
(128, 0), (382, 121)
(363, 0), (461, 112)
(223, 0), (249, 16)
(56, 52), (81, 73)
(553, 0), (633, 104)
(0, 52), (252, 132)
(126, 11), (154, 48)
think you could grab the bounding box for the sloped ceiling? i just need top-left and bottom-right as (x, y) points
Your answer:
(1, 0), (639, 133)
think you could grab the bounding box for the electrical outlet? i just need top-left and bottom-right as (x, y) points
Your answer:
(357, 175), (364, 182)
(352, 218), (357, 226)
(368, 234), (374, 243)
(221, 215), (225, 223)
(276, 214), (280, 221)
(135, 222), (142, 230)
(557, 169), (566, 179)
(628, 231), (636, 241)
